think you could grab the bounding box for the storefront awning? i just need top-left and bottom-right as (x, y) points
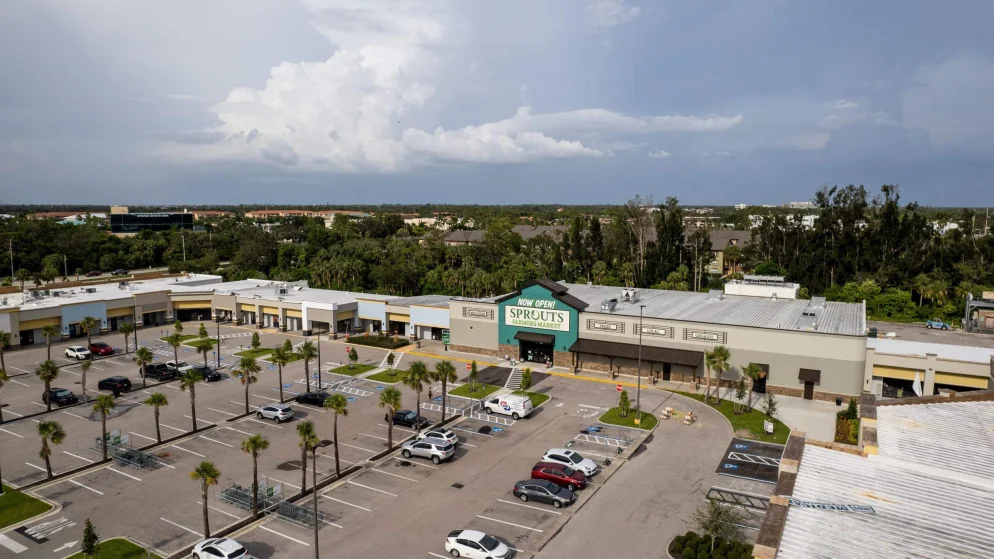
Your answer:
(568, 338), (702, 367)
(799, 368), (822, 382)
(514, 331), (555, 345)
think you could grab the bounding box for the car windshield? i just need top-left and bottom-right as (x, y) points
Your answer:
(174, 362), (189, 368)
(480, 535), (500, 551)
(54, 390), (70, 397)
(440, 443), (453, 452)
(317, 392), (330, 397)
(93, 343), (108, 348)
(402, 411), (416, 419)
(567, 453), (584, 464)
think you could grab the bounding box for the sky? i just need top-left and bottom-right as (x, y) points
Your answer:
(1, 0), (993, 206)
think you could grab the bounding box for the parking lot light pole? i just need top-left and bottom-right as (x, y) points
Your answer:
(215, 315), (222, 368)
(636, 304), (645, 426)
(313, 439), (333, 558)
(316, 332), (322, 388)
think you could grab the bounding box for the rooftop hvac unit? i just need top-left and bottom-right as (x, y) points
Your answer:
(810, 296), (827, 308)
(277, 287), (288, 295)
(621, 288), (638, 303)
(85, 288), (97, 294)
(601, 299), (618, 312)
(708, 289), (723, 301)
(294, 286), (303, 291)
(52, 290), (63, 297)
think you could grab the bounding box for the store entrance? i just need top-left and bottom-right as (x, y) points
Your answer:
(519, 341), (553, 364)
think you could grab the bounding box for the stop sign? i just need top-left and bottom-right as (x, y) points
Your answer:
(466, 363), (472, 370)
(346, 346), (351, 352)
(616, 384), (623, 392)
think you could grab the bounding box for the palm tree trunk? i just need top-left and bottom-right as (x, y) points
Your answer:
(415, 391), (422, 433)
(173, 346), (179, 370)
(189, 385), (197, 432)
(312, 450), (319, 549)
(101, 413), (108, 461)
(201, 485), (211, 538)
(747, 384), (754, 412)
(81, 369), (88, 403)
(441, 378), (448, 423)
(252, 455), (259, 517)
(333, 415), (341, 477)
(304, 361), (310, 392)
(47, 339), (51, 361)
(387, 420), (393, 449)
(142, 364), (147, 389)
(244, 381), (250, 415)
(300, 447), (308, 492)
(43, 448), (53, 479)
(278, 365), (284, 402)
(154, 409), (162, 443)
(46, 381), (52, 412)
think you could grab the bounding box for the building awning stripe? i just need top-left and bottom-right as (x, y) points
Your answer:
(569, 338), (702, 367)
(514, 331), (555, 345)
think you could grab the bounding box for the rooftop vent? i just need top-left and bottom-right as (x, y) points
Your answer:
(810, 296), (827, 309)
(601, 298), (618, 312)
(294, 286), (303, 291)
(708, 289), (724, 301)
(621, 288), (638, 303)
(85, 287), (97, 294)
(52, 290), (64, 297)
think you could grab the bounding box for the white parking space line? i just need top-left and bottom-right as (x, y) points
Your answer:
(247, 418), (282, 429)
(62, 410), (88, 420)
(0, 427), (24, 438)
(159, 517), (201, 536)
(391, 456), (438, 469)
(323, 496), (371, 512)
(199, 435), (233, 448)
(207, 408), (237, 416)
(129, 431), (157, 442)
(378, 423), (415, 433)
(476, 515), (544, 532)
(359, 433), (388, 441)
(4, 409), (23, 417)
(338, 442), (375, 453)
(183, 415), (214, 425)
(62, 370), (81, 377)
(30, 402), (46, 408)
(229, 401), (259, 409)
(70, 479), (104, 495)
(370, 469), (419, 483)
(251, 394), (282, 402)
(9, 366), (29, 374)
(160, 423), (186, 433)
(261, 524), (316, 544)
(459, 441), (478, 448)
(63, 451), (94, 463)
(107, 467), (142, 481)
(172, 445), (206, 458)
(270, 478), (300, 490)
(451, 427), (493, 438)
(25, 462), (49, 473)
(197, 502), (240, 519)
(8, 379), (30, 387)
(315, 454), (354, 465)
(347, 480), (397, 497)
(497, 498), (563, 515)
(570, 449), (613, 459)
(429, 553), (449, 559)
(104, 360), (127, 367)
(163, 384), (181, 390)
(224, 426), (254, 436)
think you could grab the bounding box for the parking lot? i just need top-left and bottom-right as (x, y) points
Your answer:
(1, 321), (726, 559)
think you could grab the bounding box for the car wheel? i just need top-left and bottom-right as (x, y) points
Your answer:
(484, 407), (493, 414)
(432, 455), (441, 465)
(519, 494), (529, 502)
(449, 551), (460, 558)
(567, 483), (576, 491)
(193, 554), (201, 559)
(553, 500), (563, 508)
(274, 416), (281, 424)
(926, 324), (932, 329)
(402, 449), (412, 458)
(257, 412), (263, 419)
(512, 412), (520, 420)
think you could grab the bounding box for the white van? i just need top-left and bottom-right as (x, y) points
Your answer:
(483, 394), (533, 420)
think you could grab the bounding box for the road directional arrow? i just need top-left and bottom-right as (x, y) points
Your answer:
(52, 541), (78, 553)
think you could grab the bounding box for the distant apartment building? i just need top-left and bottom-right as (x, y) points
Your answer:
(245, 209), (370, 220)
(784, 201), (814, 209)
(443, 225), (566, 246)
(29, 211), (107, 220)
(734, 203), (748, 210)
(190, 210), (233, 220)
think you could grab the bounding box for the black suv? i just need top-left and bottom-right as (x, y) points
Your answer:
(111, 269), (129, 276)
(141, 363), (176, 381)
(97, 376), (132, 393)
(43, 387), (79, 407)
(192, 364), (222, 382)
(295, 391), (331, 407)
(393, 409), (430, 429)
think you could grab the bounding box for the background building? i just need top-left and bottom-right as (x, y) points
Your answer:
(110, 211), (194, 233)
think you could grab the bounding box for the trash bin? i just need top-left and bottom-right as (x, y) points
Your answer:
(835, 397), (842, 406)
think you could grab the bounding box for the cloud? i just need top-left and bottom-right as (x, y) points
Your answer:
(167, 0), (738, 172)
(584, 0), (640, 31)
(903, 53), (994, 146)
(701, 151), (731, 156)
(647, 149), (671, 158)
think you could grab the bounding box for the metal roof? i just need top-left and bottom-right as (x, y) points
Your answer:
(386, 295), (452, 308)
(778, 401), (994, 559)
(560, 282), (865, 336)
(867, 337), (994, 365)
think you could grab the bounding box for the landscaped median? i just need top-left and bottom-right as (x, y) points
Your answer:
(448, 383), (502, 400)
(67, 538), (161, 559)
(668, 390), (789, 444)
(233, 347), (273, 359)
(512, 390), (551, 408)
(159, 335), (219, 347)
(599, 407), (659, 430)
(0, 484), (52, 529)
(365, 369), (404, 383)
(342, 334), (410, 350)
(328, 364), (376, 376)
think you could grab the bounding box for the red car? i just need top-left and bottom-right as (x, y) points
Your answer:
(85, 271), (102, 277)
(88, 342), (114, 356)
(531, 461), (588, 491)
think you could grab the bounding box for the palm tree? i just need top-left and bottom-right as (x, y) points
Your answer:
(298, 340), (317, 392)
(194, 340), (212, 367)
(741, 363), (763, 411)
(324, 394), (348, 476)
(430, 360), (457, 423)
(174, 320), (184, 336)
(705, 346), (731, 403)
(190, 461), (221, 538)
(80, 360), (92, 403)
(37, 420), (66, 479)
(233, 357), (261, 414)
(378, 387), (402, 449)
(270, 347), (290, 403)
(93, 395), (116, 461)
(143, 392), (169, 443)
(119, 322), (135, 353)
(912, 273), (929, 307)
(36, 360), (59, 412)
(0, 368), (9, 424)
(296, 421), (319, 493)
(402, 361), (430, 433)
(0, 330), (8, 373)
(79, 316), (99, 355)
(241, 434), (270, 517)
(164, 333), (183, 370)
(133, 346), (153, 389)
(179, 369), (204, 432)
(41, 325), (60, 361)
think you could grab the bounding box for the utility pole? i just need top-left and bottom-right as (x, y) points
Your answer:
(181, 235), (187, 262)
(63, 255), (68, 279)
(636, 305), (644, 427)
(9, 239), (13, 279)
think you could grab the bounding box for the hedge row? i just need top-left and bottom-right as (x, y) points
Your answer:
(344, 334), (410, 350)
(669, 532), (753, 559)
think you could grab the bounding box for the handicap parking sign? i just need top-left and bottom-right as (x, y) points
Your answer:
(734, 443), (748, 450)
(585, 426), (603, 433)
(491, 427), (504, 433)
(723, 463), (739, 470)
(283, 384), (292, 388)
(347, 397), (357, 402)
(433, 396), (443, 402)
(376, 386), (384, 391)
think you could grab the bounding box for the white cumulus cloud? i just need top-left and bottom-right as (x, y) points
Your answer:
(648, 149), (671, 158)
(585, 0), (641, 31)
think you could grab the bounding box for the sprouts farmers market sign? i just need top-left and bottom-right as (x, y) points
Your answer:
(505, 300), (570, 332)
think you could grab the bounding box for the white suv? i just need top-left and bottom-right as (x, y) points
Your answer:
(417, 428), (458, 446)
(65, 345), (91, 360)
(192, 537), (254, 559)
(166, 360), (194, 374)
(542, 448), (599, 476)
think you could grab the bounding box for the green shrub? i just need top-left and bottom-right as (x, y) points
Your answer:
(697, 550), (710, 559)
(835, 418), (858, 444)
(670, 543), (683, 555)
(713, 552), (726, 559)
(674, 536), (686, 547)
(682, 548), (696, 559)
(685, 531), (700, 541)
(345, 335), (410, 350)
(727, 552), (739, 559)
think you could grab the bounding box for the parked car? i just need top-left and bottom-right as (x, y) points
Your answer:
(925, 318), (950, 330)
(140, 362), (176, 381)
(400, 438), (454, 464)
(531, 461), (588, 491)
(85, 270), (101, 277)
(97, 376), (132, 393)
(42, 387), (79, 407)
(392, 409), (430, 429)
(445, 530), (510, 559)
(541, 448), (599, 477)
(192, 364), (222, 382)
(483, 394), (533, 420)
(166, 360), (194, 374)
(417, 428), (459, 446)
(65, 345), (91, 360)
(111, 269), (129, 276)
(513, 479), (576, 508)
(88, 342), (114, 356)
(295, 391), (332, 407)
(192, 537), (254, 559)
(257, 404), (294, 423)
